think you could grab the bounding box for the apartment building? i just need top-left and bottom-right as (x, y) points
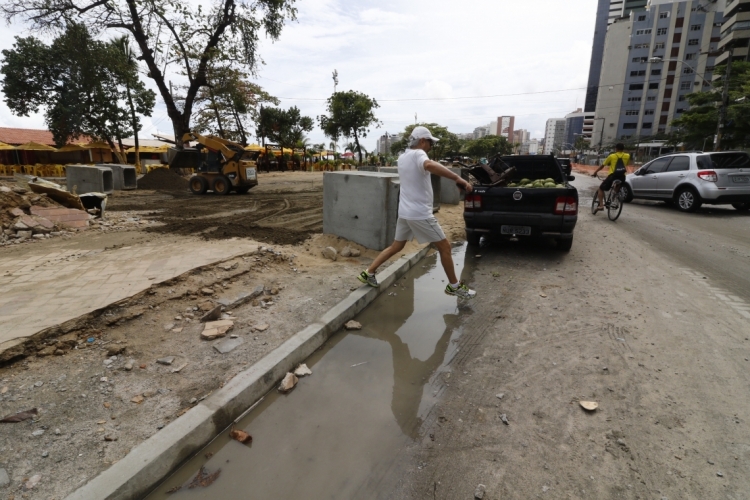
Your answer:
(543, 118), (566, 154)
(716, 0), (750, 65)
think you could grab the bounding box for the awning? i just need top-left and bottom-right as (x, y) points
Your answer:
(15, 141), (57, 151)
(0, 141), (16, 151)
(56, 144), (90, 152)
(126, 145), (169, 153)
(83, 141), (113, 149)
(245, 144), (263, 151)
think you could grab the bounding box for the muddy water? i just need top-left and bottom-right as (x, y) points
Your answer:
(146, 244), (474, 500)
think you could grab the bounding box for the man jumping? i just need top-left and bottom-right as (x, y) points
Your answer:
(357, 126), (477, 299)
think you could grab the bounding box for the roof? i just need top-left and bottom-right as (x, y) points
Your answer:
(0, 127), (92, 147)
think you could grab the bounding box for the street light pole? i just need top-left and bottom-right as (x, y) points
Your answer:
(715, 47), (733, 152)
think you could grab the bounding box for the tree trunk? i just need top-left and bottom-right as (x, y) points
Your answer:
(353, 131), (363, 165)
(232, 107), (247, 146)
(208, 88), (226, 138)
(125, 83), (140, 170)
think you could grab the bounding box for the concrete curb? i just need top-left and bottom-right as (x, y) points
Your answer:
(64, 245), (431, 500)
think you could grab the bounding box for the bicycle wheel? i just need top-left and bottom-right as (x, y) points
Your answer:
(608, 192), (623, 221)
(591, 194), (600, 215)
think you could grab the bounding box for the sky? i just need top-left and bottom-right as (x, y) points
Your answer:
(0, 0), (599, 151)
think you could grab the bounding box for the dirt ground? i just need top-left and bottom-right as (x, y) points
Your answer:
(392, 182), (750, 499)
(0, 171), (465, 499)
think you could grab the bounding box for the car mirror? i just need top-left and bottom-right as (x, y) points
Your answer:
(567, 175), (575, 181)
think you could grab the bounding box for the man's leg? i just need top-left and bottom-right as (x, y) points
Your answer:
(432, 238), (458, 284)
(366, 240), (407, 275)
(597, 188), (605, 209)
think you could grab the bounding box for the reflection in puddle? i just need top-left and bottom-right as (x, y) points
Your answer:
(147, 244), (474, 500)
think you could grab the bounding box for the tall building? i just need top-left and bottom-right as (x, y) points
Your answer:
(716, 0), (750, 65)
(543, 118), (566, 154)
(376, 133), (402, 155)
(497, 116), (515, 142)
(586, 0), (614, 112)
(473, 126), (490, 139)
(513, 129), (530, 144)
(609, 0), (648, 24)
(593, 0), (724, 146)
(520, 139), (540, 155)
(563, 109), (596, 150)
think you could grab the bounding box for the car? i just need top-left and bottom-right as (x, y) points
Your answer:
(622, 151), (750, 212)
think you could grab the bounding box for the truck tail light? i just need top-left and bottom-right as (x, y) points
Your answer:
(697, 170), (718, 182)
(554, 196), (578, 215)
(464, 194), (483, 211)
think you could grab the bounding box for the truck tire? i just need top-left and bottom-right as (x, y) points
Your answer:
(556, 238), (573, 252)
(212, 176), (232, 195)
(675, 187), (702, 212)
(189, 176), (208, 195)
(466, 230), (481, 247)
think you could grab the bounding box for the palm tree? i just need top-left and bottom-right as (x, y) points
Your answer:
(111, 35), (140, 169)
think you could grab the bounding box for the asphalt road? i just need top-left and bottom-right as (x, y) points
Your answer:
(574, 175), (750, 303)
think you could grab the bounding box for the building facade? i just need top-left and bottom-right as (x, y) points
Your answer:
(563, 109), (596, 150)
(593, 0), (724, 146)
(497, 116), (515, 142)
(609, 0), (649, 24)
(376, 133), (402, 155)
(513, 129), (530, 145)
(716, 0), (750, 65)
(543, 118), (566, 154)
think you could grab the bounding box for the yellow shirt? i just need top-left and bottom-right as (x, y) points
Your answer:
(603, 152), (630, 175)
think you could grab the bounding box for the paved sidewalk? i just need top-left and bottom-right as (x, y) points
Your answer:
(0, 238), (260, 355)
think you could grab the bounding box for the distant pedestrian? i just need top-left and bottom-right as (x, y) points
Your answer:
(357, 126), (476, 299)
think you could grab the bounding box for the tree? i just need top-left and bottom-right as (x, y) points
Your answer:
(192, 65), (279, 145)
(672, 61), (750, 150)
(318, 90), (380, 165)
(256, 106), (313, 150)
(390, 123), (468, 161)
(463, 135), (513, 160)
(2, 0), (297, 148)
(111, 35), (143, 167)
(1, 23), (155, 158)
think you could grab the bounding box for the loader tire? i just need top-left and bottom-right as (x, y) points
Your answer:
(212, 176), (232, 195)
(189, 176), (208, 195)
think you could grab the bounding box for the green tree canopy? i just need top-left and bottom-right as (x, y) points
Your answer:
(672, 61), (750, 150)
(463, 135), (513, 159)
(389, 123), (463, 160)
(1, 0), (297, 147)
(256, 106), (313, 150)
(318, 90), (380, 165)
(1, 23), (155, 155)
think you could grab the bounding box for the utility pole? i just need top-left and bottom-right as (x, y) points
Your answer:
(715, 47), (733, 151)
(332, 70), (339, 93)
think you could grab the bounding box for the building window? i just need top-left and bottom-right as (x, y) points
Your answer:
(660, 12), (669, 19)
(636, 29), (652, 35)
(627, 97), (642, 102)
(680, 81), (691, 89)
(654, 43), (665, 50)
(629, 83), (645, 90)
(683, 67), (694, 74)
(638, 15), (646, 21)
(642, 122), (653, 128)
(649, 82), (659, 89)
(634, 43), (650, 49)
(657, 28), (668, 36)
(625, 110), (639, 116)
(690, 24), (701, 31)
(676, 108), (686, 114)
(688, 39), (699, 45)
(630, 70), (647, 76)
(685, 53), (696, 60)
(678, 95), (686, 101)
(644, 109), (655, 115)
(652, 69), (662, 76)
(647, 96), (657, 101)
(632, 57), (648, 63)
(706, 65), (715, 72)
(623, 123), (638, 129)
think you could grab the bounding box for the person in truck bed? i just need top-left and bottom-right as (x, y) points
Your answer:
(357, 126), (477, 299)
(592, 142), (630, 211)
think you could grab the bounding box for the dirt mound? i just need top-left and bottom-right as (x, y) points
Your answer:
(145, 219), (313, 246)
(137, 168), (189, 191)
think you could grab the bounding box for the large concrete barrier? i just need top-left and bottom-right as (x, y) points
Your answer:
(66, 165), (114, 195)
(379, 167), (442, 211)
(439, 167), (462, 205)
(323, 171), (400, 251)
(96, 164), (136, 190)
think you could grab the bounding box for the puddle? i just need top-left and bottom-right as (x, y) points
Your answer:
(146, 243), (475, 499)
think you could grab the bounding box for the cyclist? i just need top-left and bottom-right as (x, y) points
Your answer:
(592, 143), (630, 212)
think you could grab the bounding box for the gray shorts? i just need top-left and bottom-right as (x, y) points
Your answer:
(395, 217), (446, 244)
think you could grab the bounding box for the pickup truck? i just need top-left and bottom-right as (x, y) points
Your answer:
(463, 155), (578, 251)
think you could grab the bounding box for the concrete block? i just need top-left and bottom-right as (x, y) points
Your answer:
(323, 171), (400, 251)
(96, 164), (136, 190)
(439, 167), (462, 205)
(379, 167), (442, 211)
(66, 165), (114, 195)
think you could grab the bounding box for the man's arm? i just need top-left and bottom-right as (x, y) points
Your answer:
(424, 160), (473, 193)
(592, 157), (609, 177)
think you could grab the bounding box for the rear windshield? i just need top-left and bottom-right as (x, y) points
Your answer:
(697, 152), (750, 170)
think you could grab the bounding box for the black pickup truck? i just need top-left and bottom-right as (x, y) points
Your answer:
(463, 155), (578, 251)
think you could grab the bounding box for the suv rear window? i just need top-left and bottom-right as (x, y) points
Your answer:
(697, 152), (750, 170)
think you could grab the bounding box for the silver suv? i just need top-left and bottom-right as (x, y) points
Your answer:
(622, 151), (750, 212)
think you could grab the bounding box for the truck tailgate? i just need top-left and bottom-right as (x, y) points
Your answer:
(479, 186), (571, 213)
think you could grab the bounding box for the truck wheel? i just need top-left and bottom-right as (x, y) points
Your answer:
(466, 230), (481, 247)
(675, 187), (701, 212)
(556, 238), (573, 252)
(732, 202), (749, 211)
(212, 176), (232, 195)
(235, 186), (252, 194)
(189, 176), (208, 195)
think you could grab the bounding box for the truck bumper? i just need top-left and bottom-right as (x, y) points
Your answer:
(464, 213), (577, 238)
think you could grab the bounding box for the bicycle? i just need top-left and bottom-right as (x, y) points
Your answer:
(591, 173), (625, 221)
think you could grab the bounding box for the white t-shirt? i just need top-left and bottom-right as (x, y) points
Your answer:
(397, 148), (432, 220)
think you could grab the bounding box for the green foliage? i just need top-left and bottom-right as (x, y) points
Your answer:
(463, 135), (513, 159)
(672, 61), (750, 149)
(318, 90), (380, 164)
(389, 123), (462, 160)
(256, 106), (313, 151)
(1, 23), (155, 149)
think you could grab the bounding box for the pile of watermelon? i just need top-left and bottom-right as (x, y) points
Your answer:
(507, 178), (565, 189)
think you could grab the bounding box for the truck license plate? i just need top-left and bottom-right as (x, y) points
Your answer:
(501, 225), (531, 236)
(731, 176), (749, 183)
(246, 167), (257, 180)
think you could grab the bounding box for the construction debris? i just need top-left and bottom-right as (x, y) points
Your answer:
(201, 320), (234, 340)
(0, 408), (38, 423)
(278, 372), (298, 393)
(229, 428), (253, 445)
(294, 364), (312, 377)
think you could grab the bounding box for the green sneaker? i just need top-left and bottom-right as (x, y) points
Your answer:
(445, 281), (476, 299)
(357, 270), (378, 287)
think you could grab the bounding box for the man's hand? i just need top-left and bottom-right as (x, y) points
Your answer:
(457, 178), (473, 193)
(591, 172), (598, 178)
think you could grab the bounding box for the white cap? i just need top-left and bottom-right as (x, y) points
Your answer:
(410, 126), (439, 142)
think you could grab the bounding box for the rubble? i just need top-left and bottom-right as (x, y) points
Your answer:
(344, 320), (362, 330)
(294, 364), (312, 377)
(322, 246), (338, 261)
(278, 372), (298, 392)
(201, 320), (234, 340)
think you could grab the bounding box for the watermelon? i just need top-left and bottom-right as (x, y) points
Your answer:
(520, 178), (531, 185)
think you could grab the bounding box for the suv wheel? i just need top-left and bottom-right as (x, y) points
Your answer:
(675, 187), (702, 212)
(732, 202), (749, 211)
